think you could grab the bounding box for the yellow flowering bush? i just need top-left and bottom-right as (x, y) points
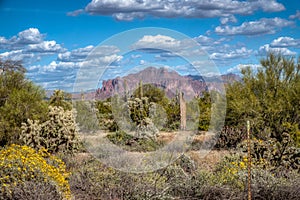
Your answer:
(0, 144), (71, 199)
(214, 154), (249, 190)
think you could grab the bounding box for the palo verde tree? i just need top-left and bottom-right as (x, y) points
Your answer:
(0, 59), (48, 146)
(226, 53), (300, 145)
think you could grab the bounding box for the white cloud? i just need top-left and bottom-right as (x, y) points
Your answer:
(69, 0), (285, 21)
(0, 50), (35, 61)
(270, 37), (300, 48)
(58, 45), (94, 62)
(27, 44), (123, 91)
(258, 44), (296, 56)
(0, 28), (44, 50)
(17, 28), (44, 44)
(215, 17), (293, 36)
(0, 28), (65, 64)
(220, 15), (237, 25)
(210, 47), (252, 60)
(28, 41), (65, 53)
(195, 35), (225, 46)
(226, 64), (262, 73)
(139, 59), (145, 65)
(289, 10), (300, 20)
(114, 12), (145, 21)
(132, 34), (207, 59)
(132, 35), (182, 50)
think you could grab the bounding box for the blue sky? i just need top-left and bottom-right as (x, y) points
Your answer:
(1, 0), (300, 92)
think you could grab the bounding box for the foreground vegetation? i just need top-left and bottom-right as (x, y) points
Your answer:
(0, 53), (299, 199)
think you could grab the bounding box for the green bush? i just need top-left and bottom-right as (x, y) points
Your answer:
(73, 100), (100, 133)
(49, 90), (72, 111)
(225, 53), (300, 144)
(96, 99), (119, 132)
(106, 130), (165, 152)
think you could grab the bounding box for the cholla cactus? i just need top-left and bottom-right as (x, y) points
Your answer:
(127, 97), (158, 139)
(21, 106), (80, 153)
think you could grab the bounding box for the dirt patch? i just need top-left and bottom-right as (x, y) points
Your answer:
(188, 150), (230, 171)
(156, 131), (175, 143)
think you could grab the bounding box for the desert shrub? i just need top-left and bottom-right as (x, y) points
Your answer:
(20, 106), (81, 154)
(239, 132), (300, 173)
(10, 180), (62, 200)
(106, 130), (165, 152)
(73, 100), (100, 133)
(164, 97), (180, 131)
(161, 156), (202, 199)
(209, 151), (300, 200)
(106, 130), (134, 145)
(213, 153), (248, 190)
(96, 99), (119, 132)
(215, 126), (246, 149)
(0, 144), (71, 200)
(249, 168), (300, 200)
(197, 92), (212, 131)
(69, 157), (170, 200)
(199, 185), (242, 200)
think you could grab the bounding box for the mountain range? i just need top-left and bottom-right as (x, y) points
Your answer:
(95, 67), (240, 100)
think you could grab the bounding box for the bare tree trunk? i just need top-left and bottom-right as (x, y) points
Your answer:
(180, 91), (186, 130)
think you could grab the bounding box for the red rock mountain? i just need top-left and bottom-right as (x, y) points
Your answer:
(95, 67), (240, 100)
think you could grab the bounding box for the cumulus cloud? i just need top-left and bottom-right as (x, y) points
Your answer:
(0, 28), (66, 63)
(195, 35), (226, 47)
(0, 50), (35, 62)
(58, 45), (95, 62)
(132, 35), (182, 51)
(27, 44), (123, 91)
(132, 34), (254, 68)
(258, 44), (296, 56)
(220, 15), (237, 25)
(270, 37), (300, 48)
(27, 41), (65, 53)
(68, 0), (285, 21)
(0, 28), (44, 50)
(215, 17), (293, 36)
(132, 34), (207, 58)
(210, 47), (252, 60)
(226, 64), (262, 73)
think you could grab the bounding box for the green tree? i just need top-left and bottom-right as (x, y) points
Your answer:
(197, 92), (212, 131)
(133, 83), (168, 105)
(164, 96), (180, 131)
(226, 53), (300, 144)
(0, 59), (48, 146)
